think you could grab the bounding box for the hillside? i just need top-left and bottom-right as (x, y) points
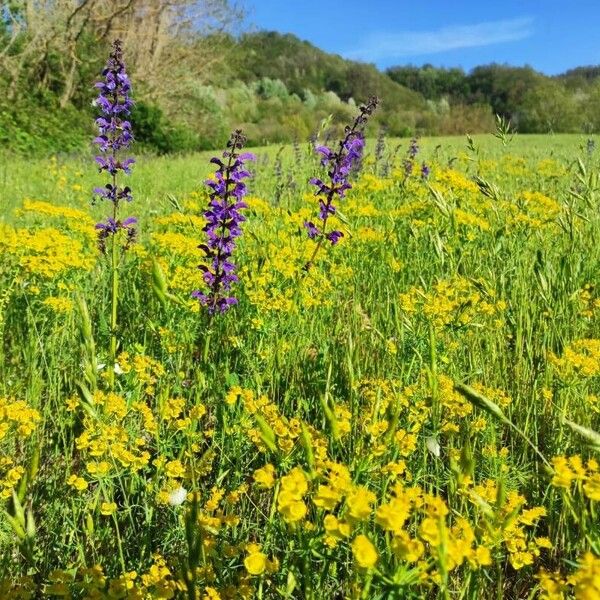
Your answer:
(2, 14), (600, 156)
(229, 32), (426, 109)
(386, 62), (600, 133)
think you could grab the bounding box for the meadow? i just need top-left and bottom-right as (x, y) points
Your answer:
(1, 130), (600, 599)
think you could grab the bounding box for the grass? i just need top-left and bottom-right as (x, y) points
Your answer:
(0, 132), (599, 599)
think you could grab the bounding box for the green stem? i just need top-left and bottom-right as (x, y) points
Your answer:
(203, 327), (212, 364)
(360, 573), (374, 599)
(112, 511), (126, 573)
(108, 225), (119, 389)
(107, 84), (120, 390)
(99, 480), (125, 572)
(429, 322), (440, 430)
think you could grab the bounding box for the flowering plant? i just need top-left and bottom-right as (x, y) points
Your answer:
(92, 39), (135, 386)
(304, 96), (378, 269)
(193, 130), (255, 314)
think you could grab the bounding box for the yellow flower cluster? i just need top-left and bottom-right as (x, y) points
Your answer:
(151, 231), (201, 262)
(0, 397), (40, 498)
(0, 555), (181, 599)
(69, 382), (209, 505)
(352, 534), (378, 569)
(538, 552), (600, 600)
(149, 215), (204, 305)
(42, 295), (74, 313)
(357, 373), (510, 441)
(16, 198), (94, 229)
(116, 351), (166, 394)
(434, 168), (480, 195)
(399, 276), (506, 330)
(537, 158), (567, 178)
(551, 455), (600, 501)
(240, 239), (336, 313)
(243, 542), (279, 576)
(454, 208), (491, 232)
(154, 212), (206, 230)
(232, 387), (302, 454)
(0, 459), (25, 500)
(550, 339), (600, 378)
(578, 284), (600, 318)
(351, 172), (394, 194)
(465, 479), (551, 570)
(503, 190), (561, 229)
(277, 467), (309, 523)
(321, 475), (547, 583)
(0, 224), (95, 279)
(0, 397), (41, 439)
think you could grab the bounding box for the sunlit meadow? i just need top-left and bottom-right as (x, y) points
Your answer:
(1, 127), (600, 599)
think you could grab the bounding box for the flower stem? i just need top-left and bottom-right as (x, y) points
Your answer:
(109, 201), (119, 389)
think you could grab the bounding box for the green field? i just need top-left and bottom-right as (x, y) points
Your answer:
(1, 134), (592, 211)
(1, 132), (600, 598)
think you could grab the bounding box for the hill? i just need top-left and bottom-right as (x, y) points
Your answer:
(2, 6), (600, 156)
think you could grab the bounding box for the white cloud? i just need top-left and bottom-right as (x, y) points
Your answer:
(345, 17), (534, 62)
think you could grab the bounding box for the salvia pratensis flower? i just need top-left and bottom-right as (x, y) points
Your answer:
(402, 137), (419, 179)
(93, 39), (135, 390)
(192, 130), (255, 314)
(303, 96), (379, 270)
(421, 162), (431, 180)
(93, 39), (136, 251)
(402, 137), (430, 183)
(408, 137), (419, 158)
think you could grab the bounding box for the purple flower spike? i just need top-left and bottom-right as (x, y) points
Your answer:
(408, 137), (419, 159)
(402, 138), (428, 183)
(304, 96), (378, 270)
(192, 130), (253, 315)
(93, 39), (136, 254)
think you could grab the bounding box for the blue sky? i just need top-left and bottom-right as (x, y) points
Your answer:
(246, 1), (600, 74)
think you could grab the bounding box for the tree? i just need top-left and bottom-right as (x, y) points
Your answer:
(517, 79), (581, 133)
(466, 64), (542, 121)
(0, 1), (242, 107)
(386, 65), (469, 101)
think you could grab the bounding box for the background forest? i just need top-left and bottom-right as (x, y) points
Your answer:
(2, 0), (600, 155)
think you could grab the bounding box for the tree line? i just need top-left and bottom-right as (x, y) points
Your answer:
(1, 3), (599, 155)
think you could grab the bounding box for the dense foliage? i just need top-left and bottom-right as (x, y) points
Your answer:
(387, 63), (600, 134)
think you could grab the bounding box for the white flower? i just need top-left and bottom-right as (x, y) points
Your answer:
(114, 363), (124, 375)
(426, 436), (441, 458)
(168, 486), (187, 506)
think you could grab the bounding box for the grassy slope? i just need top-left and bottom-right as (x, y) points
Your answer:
(2, 134), (593, 214)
